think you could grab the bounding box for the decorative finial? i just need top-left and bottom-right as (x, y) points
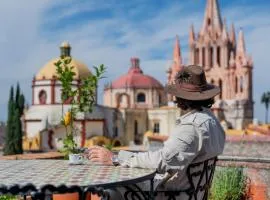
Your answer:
(131, 57), (140, 68)
(60, 41), (71, 57)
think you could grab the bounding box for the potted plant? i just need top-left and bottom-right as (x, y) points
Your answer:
(54, 57), (105, 161)
(209, 167), (249, 200)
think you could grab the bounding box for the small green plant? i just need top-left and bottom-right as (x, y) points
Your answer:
(55, 57), (106, 157)
(103, 143), (114, 151)
(0, 195), (17, 200)
(209, 167), (249, 200)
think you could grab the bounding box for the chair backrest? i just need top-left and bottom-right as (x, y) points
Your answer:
(185, 157), (217, 200)
(156, 157), (217, 200)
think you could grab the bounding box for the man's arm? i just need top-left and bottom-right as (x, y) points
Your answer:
(118, 124), (200, 174)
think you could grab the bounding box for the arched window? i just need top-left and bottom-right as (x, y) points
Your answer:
(38, 90), (47, 105)
(137, 93), (145, 103)
(210, 47), (213, 67)
(240, 76), (244, 93)
(134, 120), (138, 136)
(207, 18), (211, 26)
(217, 46), (221, 66)
(202, 47), (205, 66)
(235, 77), (238, 94)
(153, 122), (160, 133)
(195, 48), (200, 65)
(211, 79), (215, 85)
(219, 79), (223, 99)
(158, 94), (162, 105)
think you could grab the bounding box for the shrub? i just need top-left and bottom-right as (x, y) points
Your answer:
(0, 195), (17, 200)
(209, 167), (249, 200)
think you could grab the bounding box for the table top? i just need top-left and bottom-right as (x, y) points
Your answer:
(0, 160), (156, 189)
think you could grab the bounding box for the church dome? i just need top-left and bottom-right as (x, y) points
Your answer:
(35, 42), (91, 80)
(111, 58), (163, 89)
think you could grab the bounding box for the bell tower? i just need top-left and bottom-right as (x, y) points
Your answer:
(188, 0), (253, 129)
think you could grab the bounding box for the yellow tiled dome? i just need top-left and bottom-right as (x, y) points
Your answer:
(35, 58), (91, 80)
(35, 42), (91, 80)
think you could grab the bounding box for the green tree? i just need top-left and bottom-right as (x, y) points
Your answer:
(13, 108), (23, 154)
(3, 84), (25, 155)
(18, 94), (25, 116)
(4, 86), (15, 155)
(15, 83), (20, 108)
(261, 91), (270, 124)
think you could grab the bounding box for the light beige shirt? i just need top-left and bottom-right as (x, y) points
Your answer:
(118, 108), (225, 191)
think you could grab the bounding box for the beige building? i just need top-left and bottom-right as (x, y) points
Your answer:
(104, 58), (179, 144)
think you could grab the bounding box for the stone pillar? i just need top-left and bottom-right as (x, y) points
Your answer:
(205, 47), (210, 70)
(189, 46), (195, 65)
(213, 45), (217, 67)
(199, 47), (203, 66)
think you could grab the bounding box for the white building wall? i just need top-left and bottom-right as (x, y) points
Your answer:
(85, 121), (103, 138)
(147, 108), (179, 136)
(26, 121), (42, 138)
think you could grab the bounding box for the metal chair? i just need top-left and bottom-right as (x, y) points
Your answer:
(155, 156), (218, 200)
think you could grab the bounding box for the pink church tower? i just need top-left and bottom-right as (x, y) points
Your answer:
(166, 35), (184, 102)
(189, 0), (253, 129)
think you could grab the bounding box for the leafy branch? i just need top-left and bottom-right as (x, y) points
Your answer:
(54, 57), (106, 156)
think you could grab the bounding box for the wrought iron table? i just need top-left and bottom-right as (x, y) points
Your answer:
(0, 160), (156, 200)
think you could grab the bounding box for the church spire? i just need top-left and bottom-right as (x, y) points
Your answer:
(222, 18), (228, 41)
(189, 25), (195, 46)
(237, 28), (246, 55)
(200, 0), (223, 35)
(230, 23), (236, 46)
(173, 35), (182, 65)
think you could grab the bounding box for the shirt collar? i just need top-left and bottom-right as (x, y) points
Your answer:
(179, 109), (197, 120)
(175, 109), (196, 125)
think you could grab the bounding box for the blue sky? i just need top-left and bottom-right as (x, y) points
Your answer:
(0, 0), (270, 123)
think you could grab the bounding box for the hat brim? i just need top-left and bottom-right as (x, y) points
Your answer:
(165, 84), (220, 101)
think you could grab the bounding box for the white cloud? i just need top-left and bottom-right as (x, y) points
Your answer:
(0, 0), (269, 123)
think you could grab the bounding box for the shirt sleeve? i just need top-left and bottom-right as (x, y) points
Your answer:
(118, 123), (200, 174)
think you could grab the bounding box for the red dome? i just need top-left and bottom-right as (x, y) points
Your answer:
(111, 58), (164, 89)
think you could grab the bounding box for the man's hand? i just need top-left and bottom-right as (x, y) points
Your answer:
(87, 146), (113, 165)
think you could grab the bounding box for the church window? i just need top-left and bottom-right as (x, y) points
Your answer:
(153, 122), (160, 133)
(38, 90), (47, 105)
(137, 93), (146, 103)
(240, 76), (244, 93)
(219, 79), (223, 99)
(195, 48), (200, 65)
(202, 47), (205, 66)
(235, 77), (238, 94)
(134, 120), (138, 135)
(113, 127), (118, 137)
(207, 18), (211, 26)
(217, 46), (221, 66)
(210, 47), (213, 67)
(158, 94), (162, 105)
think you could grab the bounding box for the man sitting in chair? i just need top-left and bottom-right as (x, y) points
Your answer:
(87, 65), (226, 199)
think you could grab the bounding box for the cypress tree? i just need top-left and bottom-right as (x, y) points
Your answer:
(15, 83), (20, 108)
(4, 86), (15, 155)
(18, 94), (25, 116)
(4, 84), (25, 155)
(14, 108), (23, 154)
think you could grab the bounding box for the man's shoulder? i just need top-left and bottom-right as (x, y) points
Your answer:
(181, 109), (213, 127)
